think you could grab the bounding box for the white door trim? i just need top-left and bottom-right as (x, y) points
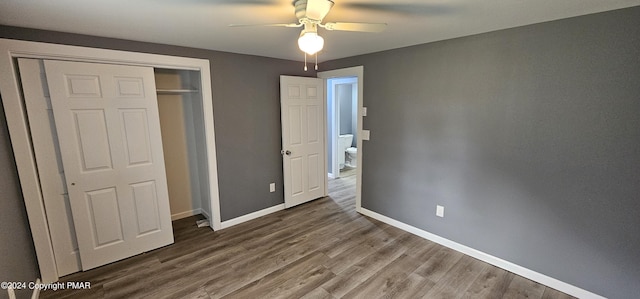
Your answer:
(0, 38), (222, 283)
(317, 66), (364, 212)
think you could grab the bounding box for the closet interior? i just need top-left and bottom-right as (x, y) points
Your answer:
(154, 68), (211, 221)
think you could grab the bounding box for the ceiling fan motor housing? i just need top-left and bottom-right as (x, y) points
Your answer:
(294, 0), (335, 22)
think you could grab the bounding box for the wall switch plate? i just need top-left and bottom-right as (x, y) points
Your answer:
(269, 183), (276, 193)
(362, 130), (370, 140)
(362, 106), (367, 117)
(436, 205), (445, 217)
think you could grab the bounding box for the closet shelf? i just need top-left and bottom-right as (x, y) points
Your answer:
(156, 88), (199, 94)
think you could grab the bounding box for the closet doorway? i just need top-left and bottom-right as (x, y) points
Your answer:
(0, 39), (221, 283)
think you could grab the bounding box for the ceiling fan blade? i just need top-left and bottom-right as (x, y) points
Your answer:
(216, 0), (277, 4)
(341, 3), (456, 16)
(306, 0), (334, 21)
(166, 0), (280, 6)
(322, 22), (387, 32)
(228, 23), (302, 28)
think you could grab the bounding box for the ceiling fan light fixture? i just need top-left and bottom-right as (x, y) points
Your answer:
(298, 31), (324, 55)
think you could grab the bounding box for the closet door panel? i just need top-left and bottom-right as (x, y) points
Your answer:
(18, 58), (81, 276)
(120, 109), (153, 166)
(44, 60), (174, 271)
(85, 187), (124, 247)
(72, 109), (114, 171)
(130, 180), (162, 235)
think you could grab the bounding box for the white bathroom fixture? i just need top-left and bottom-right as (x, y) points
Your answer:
(338, 134), (353, 169)
(346, 147), (357, 168)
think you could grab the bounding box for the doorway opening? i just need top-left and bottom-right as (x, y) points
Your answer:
(327, 76), (358, 180)
(0, 38), (221, 283)
(318, 66), (363, 211)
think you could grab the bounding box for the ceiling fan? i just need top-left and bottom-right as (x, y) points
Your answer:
(229, 0), (387, 70)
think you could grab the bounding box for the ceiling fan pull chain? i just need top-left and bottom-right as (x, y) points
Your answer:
(304, 53), (308, 71)
(315, 53), (318, 70)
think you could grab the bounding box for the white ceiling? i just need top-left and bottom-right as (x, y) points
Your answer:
(1, 0), (639, 62)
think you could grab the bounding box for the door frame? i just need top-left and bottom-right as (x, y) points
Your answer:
(0, 38), (222, 283)
(317, 66), (364, 212)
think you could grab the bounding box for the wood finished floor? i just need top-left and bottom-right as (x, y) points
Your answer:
(43, 174), (575, 299)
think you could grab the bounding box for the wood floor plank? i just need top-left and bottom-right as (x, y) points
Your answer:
(160, 286), (211, 299)
(43, 284), (105, 299)
(203, 227), (344, 298)
(321, 240), (407, 297)
(41, 175), (576, 299)
(342, 253), (421, 299)
(318, 267), (364, 299)
(393, 231), (439, 259)
(113, 244), (248, 298)
(542, 287), (577, 299)
(239, 208), (344, 251)
(321, 222), (381, 258)
(504, 274), (547, 299)
(461, 265), (515, 298)
(222, 252), (334, 299)
(322, 242), (377, 274)
(103, 261), (182, 298)
(300, 287), (335, 299)
(384, 273), (436, 299)
(61, 251), (161, 286)
(422, 255), (489, 298)
(414, 246), (465, 281)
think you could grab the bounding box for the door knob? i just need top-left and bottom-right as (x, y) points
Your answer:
(281, 150), (291, 156)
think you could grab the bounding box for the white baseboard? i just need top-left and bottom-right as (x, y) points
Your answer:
(220, 204), (285, 229)
(171, 208), (203, 221)
(359, 208), (605, 299)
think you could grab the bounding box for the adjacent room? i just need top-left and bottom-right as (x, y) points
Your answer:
(1, 1), (639, 298)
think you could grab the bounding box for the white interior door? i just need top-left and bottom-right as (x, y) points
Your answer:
(18, 58), (81, 276)
(280, 75), (326, 208)
(44, 60), (174, 270)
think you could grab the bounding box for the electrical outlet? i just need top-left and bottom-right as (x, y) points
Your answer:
(269, 183), (276, 193)
(436, 205), (445, 217)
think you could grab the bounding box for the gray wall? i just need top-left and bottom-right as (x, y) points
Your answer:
(0, 26), (314, 223)
(323, 6), (640, 299)
(327, 83), (334, 174)
(338, 83), (353, 136)
(0, 101), (39, 299)
(337, 83), (358, 147)
(351, 88), (357, 148)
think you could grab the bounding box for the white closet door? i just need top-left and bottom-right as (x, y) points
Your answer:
(18, 58), (81, 276)
(280, 75), (326, 208)
(44, 60), (173, 270)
